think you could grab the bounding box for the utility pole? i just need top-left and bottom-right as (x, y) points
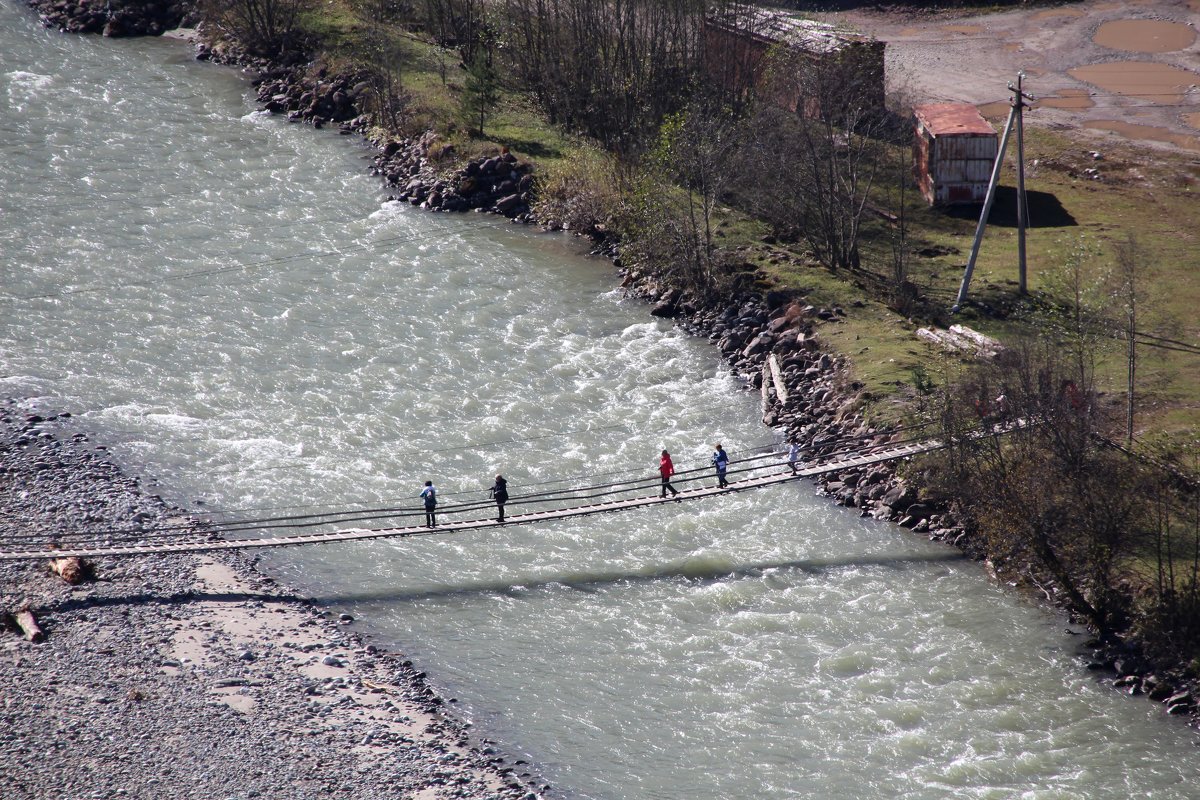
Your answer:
(952, 73), (1035, 312)
(1014, 72), (1033, 296)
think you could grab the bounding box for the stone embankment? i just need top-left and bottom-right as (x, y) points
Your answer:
(0, 399), (547, 800)
(374, 138), (536, 221)
(252, 66), (375, 133)
(28, 0), (191, 36)
(248, 66), (538, 220)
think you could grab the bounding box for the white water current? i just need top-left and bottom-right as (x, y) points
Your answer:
(3, 4), (1198, 797)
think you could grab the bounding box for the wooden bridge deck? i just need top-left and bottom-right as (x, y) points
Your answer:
(0, 437), (953, 562)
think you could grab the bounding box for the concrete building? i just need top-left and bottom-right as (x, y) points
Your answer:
(705, 7), (885, 115)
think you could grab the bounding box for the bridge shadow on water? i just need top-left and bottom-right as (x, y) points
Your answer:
(313, 550), (967, 604)
(44, 551), (967, 612)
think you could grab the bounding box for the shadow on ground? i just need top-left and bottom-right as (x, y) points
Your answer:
(942, 186), (1077, 228)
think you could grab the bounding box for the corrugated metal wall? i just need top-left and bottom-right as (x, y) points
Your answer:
(914, 124), (997, 206)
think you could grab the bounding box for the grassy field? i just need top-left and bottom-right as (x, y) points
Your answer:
(744, 120), (1200, 442)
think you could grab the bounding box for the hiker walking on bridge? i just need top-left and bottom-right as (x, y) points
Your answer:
(659, 451), (679, 499)
(711, 443), (729, 488)
(421, 480), (437, 528)
(490, 474), (509, 522)
(788, 441), (803, 475)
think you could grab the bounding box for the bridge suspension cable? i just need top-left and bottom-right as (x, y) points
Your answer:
(0, 420), (939, 547)
(0, 424), (969, 562)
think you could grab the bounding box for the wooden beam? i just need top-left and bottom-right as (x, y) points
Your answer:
(768, 354), (789, 407)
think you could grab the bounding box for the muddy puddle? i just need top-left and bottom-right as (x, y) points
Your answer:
(976, 101), (1011, 119)
(1037, 88), (1096, 111)
(1032, 8), (1084, 22)
(1068, 61), (1199, 105)
(1085, 119), (1200, 151)
(942, 24), (984, 36)
(1093, 19), (1197, 53)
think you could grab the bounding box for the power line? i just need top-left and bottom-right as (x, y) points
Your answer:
(1134, 330), (1200, 351)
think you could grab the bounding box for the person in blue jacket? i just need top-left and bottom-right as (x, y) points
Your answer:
(711, 443), (729, 488)
(421, 480), (437, 527)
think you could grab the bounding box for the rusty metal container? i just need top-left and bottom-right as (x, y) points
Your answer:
(912, 104), (997, 206)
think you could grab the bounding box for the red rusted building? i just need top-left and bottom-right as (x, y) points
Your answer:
(912, 104), (998, 206)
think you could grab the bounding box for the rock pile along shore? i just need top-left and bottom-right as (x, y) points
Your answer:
(0, 399), (548, 800)
(27, 0), (191, 37)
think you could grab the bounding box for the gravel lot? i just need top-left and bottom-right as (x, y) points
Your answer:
(827, 0), (1200, 151)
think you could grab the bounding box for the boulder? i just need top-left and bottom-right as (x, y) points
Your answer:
(902, 503), (931, 522)
(881, 484), (915, 512)
(495, 194), (524, 215)
(767, 316), (793, 335)
(741, 333), (774, 358)
(650, 299), (680, 318)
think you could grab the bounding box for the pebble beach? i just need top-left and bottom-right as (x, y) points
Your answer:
(0, 398), (547, 800)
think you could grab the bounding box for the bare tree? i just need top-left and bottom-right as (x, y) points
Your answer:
(936, 339), (1147, 636)
(639, 100), (740, 293)
(733, 42), (891, 272)
(1113, 235), (1141, 443)
(203, 0), (309, 58)
(353, 31), (411, 134)
(497, 0), (706, 154)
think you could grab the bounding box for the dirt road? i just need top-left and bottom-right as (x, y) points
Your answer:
(825, 0), (1200, 152)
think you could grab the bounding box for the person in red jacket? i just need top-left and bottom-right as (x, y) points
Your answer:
(659, 450), (680, 499)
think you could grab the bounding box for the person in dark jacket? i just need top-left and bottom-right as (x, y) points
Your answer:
(659, 451), (679, 499)
(421, 480), (437, 527)
(490, 474), (509, 522)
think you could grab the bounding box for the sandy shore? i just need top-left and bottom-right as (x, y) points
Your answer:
(0, 399), (547, 800)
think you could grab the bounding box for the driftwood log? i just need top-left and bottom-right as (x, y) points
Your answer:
(13, 608), (45, 643)
(49, 556), (90, 585)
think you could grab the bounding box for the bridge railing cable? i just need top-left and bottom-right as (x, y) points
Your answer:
(0, 421), (946, 555)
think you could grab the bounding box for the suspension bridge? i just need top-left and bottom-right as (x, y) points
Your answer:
(1, 424), (1012, 562)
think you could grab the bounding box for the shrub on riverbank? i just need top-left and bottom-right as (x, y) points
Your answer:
(918, 338), (1200, 700)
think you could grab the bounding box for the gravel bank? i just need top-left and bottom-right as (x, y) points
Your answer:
(0, 398), (547, 800)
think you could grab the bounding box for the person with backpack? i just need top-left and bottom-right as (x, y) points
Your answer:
(711, 443), (729, 488)
(490, 474), (509, 522)
(420, 480), (437, 527)
(659, 451), (680, 499)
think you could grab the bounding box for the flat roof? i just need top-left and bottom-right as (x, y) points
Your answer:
(707, 8), (877, 54)
(914, 104), (997, 136)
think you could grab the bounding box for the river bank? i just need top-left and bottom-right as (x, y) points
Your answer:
(7, 6), (1190, 800)
(0, 399), (547, 800)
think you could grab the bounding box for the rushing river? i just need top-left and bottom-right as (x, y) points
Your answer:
(3, 6), (1198, 797)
